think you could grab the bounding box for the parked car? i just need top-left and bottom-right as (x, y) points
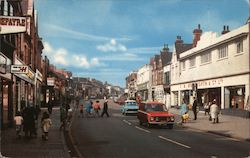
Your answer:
(121, 100), (139, 115)
(137, 102), (175, 129)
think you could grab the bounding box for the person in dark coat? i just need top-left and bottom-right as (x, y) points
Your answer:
(22, 103), (36, 138)
(192, 97), (198, 120)
(47, 100), (53, 114)
(101, 100), (110, 117)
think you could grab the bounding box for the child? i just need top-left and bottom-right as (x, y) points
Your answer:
(93, 100), (101, 117)
(14, 111), (23, 138)
(41, 111), (52, 140)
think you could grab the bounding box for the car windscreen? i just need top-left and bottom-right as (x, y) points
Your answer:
(125, 102), (137, 106)
(145, 104), (166, 112)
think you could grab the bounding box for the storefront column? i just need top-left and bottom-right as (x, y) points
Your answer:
(245, 84), (249, 109)
(221, 86), (225, 109)
(178, 90), (181, 106)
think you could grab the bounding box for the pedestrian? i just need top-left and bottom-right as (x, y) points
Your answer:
(47, 100), (53, 114)
(101, 100), (110, 117)
(192, 97), (198, 120)
(60, 104), (67, 131)
(93, 100), (101, 117)
(210, 99), (219, 124)
(41, 111), (52, 140)
(22, 103), (36, 138)
(180, 99), (188, 123)
(79, 103), (84, 118)
(14, 111), (23, 138)
(204, 102), (210, 116)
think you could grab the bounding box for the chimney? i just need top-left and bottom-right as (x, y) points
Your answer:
(175, 36), (183, 44)
(162, 43), (169, 52)
(221, 25), (230, 35)
(192, 24), (202, 47)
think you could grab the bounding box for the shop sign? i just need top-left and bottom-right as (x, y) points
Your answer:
(0, 16), (27, 34)
(180, 78), (224, 89)
(47, 77), (55, 86)
(27, 68), (35, 80)
(36, 69), (43, 82)
(0, 53), (7, 74)
(11, 65), (29, 74)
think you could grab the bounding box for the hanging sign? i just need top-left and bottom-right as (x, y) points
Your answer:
(11, 65), (29, 74)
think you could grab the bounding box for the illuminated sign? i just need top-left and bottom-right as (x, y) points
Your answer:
(11, 65), (29, 74)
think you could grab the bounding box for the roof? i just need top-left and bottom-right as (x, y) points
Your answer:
(175, 43), (193, 59)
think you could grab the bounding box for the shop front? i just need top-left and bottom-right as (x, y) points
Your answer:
(13, 57), (35, 112)
(137, 82), (149, 102)
(0, 52), (13, 129)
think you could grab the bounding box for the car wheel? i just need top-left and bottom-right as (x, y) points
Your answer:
(139, 120), (143, 125)
(167, 124), (173, 129)
(147, 122), (151, 128)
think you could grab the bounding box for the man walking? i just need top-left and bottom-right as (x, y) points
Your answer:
(192, 97), (198, 120)
(101, 100), (110, 117)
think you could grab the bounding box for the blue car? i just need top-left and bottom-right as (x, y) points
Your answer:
(121, 100), (139, 115)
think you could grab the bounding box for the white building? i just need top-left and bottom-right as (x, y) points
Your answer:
(171, 22), (250, 110)
(137, 64), (152, 102)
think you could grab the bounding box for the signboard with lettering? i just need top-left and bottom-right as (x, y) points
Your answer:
(0, 16), (27, 34)
(47, 77), (55, 86)
(0, 53), (7, 74)
(11, 65), (29, 74)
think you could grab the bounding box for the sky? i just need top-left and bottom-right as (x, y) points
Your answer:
(34, 0), (249, 88)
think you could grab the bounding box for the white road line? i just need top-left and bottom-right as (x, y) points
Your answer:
(135, 126), (151, 133)
(123, 120), (132, 125)
(158, 135), (191, 149)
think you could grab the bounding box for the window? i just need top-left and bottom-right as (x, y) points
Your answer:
(201, 52), (211, 64)
(181, 61), (186, 71)
(218, 45), (228, 59)
(189, 57), (196, 68)
(236, 40), (243, 54)
(164, 71), (170, 85)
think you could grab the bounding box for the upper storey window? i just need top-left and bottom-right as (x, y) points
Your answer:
(201, 51), (211, 64)
(218, 45), (228, 59)
(189, 57), (196, 68)
(236, 40), (243, 54)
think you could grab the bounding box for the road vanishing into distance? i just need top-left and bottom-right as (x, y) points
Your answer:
(70, 100), (250, 158)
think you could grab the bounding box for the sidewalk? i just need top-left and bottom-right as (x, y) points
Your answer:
(0, 108), (71, 158)
(169, 108), (250, 142)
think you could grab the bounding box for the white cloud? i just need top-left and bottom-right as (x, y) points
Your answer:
(54, 48), (68, 66)
(245, 0), (249, 5)
(43, 42), (53, 54)
(44, 41), (104, 68)
(96, 39), (127, 52)
(46, 24), (132, 42)
(99, 53), (144, 61)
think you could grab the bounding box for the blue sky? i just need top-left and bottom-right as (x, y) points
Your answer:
(34, 0), (249, 87)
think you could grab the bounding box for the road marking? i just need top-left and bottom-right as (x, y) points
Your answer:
(123, 120), (132, 125)
(158, 135), (191, 149)
(135, 126), (151, 133)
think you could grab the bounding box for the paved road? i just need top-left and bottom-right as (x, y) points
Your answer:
(71, 100), (250, 158)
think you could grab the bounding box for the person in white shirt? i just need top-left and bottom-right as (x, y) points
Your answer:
(14, 111), (23, 138)
(210, 99), (219, 124)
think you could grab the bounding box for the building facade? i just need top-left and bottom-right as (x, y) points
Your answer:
(171, 22), (250, 111)
(136, 64), (152, 102)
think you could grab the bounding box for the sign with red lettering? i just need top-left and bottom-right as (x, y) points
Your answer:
(11, 65), (29, 74)
(0, 16), (27, 34)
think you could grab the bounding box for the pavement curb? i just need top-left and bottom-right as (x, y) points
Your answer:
(66, 109), (84, 158)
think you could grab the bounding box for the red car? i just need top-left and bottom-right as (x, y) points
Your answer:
(137, 102), (175, 129)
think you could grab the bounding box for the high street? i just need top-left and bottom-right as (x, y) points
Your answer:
(70, 100), (250, 158)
